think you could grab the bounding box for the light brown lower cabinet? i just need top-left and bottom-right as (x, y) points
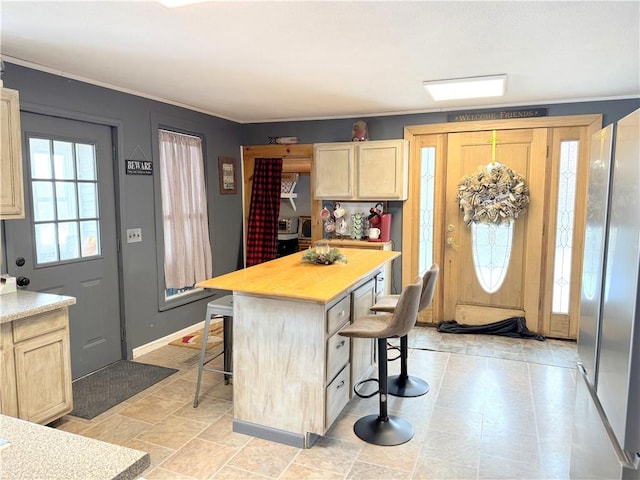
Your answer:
(0, 307), (73, 425)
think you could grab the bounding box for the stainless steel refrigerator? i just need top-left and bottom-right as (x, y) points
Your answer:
(571, 108), (640, 479)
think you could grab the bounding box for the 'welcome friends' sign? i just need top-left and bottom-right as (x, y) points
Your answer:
(448, 108), (548, 122)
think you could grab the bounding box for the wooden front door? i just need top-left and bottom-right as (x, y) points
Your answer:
(443, 128), (548, 331)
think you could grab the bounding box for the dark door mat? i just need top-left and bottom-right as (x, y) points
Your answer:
(70, 360), (178, 420)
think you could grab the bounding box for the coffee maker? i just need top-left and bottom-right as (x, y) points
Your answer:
(378, 213), (392, 242)
(367, 203), (392, 242)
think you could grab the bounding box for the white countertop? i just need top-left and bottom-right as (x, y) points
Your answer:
(0, 415), (149, 480)
(0, 290), (76, 324)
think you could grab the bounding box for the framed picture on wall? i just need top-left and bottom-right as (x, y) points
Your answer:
(218, 156), (237, 194)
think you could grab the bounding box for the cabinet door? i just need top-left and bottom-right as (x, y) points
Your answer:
(14, 329), (73, 424)
(313, 143), (355, 199)
(351, 279), (376, 388)
(0, 88), (25, 219)
(356, 140), (408, 200)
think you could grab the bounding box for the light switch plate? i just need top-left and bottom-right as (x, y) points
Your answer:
(126, 228), (142, 243)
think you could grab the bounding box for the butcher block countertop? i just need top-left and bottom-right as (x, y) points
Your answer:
(0, 290), (76, 325)
(197, 248), (400, 303)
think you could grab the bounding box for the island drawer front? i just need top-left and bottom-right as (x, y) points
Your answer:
(326, 329), (350, 383)
(12, 309), (67, 343)
(326, 364), (350, 429)
(327, 296), (351, 335)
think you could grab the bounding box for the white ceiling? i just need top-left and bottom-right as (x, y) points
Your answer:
(1, 1), (638, 124)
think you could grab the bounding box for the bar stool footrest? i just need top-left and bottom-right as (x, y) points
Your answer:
(353, 377), (379, 399)
(386, 342), (401, 362)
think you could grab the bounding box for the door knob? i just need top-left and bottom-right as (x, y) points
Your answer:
(15, 257), (25, 267)
(16, 276), (30, 287)
(446, 237), (457, 247)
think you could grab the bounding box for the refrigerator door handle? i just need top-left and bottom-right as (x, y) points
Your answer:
(578, 364), (640, 470)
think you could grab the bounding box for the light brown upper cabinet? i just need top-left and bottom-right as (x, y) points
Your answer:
(313, 139), (408, 200)
(0, 87), (25, 219)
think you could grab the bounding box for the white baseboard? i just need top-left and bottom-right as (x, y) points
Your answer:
(132, 320), (207, 358)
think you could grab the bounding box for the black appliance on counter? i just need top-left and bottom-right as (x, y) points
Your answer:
(276, 233), (299, 257)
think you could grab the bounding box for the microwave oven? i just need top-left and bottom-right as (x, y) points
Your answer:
(278, 217), (299, 234)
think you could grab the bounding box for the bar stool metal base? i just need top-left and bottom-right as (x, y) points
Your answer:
(388, 374), (430, 398)
(353, 414), (414, 446)
(387, 335), (430, 398)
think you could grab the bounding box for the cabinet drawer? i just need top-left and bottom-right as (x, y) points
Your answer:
(13, 308), (67, 343)
(326, 329), (350, 383)
(327, 296), (350, 335)
(326, 364), (350, 429)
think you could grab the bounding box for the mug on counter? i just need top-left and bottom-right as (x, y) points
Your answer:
(369, 228), (381, 239)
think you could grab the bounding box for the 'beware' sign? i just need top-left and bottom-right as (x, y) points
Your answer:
(126, 160), (153, 175)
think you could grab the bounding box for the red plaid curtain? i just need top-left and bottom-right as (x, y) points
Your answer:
(246, 158), (283, 267)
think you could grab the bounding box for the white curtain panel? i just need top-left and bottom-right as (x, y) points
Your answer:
(158, 130), (212, 289)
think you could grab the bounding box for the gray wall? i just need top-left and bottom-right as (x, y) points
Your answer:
(2, 63), (243, 353)
(2, 61), (639, 355)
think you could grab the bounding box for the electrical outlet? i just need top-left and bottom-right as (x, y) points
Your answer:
(126, 228), (142, 243)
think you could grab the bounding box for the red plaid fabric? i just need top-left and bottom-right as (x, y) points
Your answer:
(246, 158), (283, 267)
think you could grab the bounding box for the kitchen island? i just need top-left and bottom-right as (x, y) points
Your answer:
(197, 248), (400, 448)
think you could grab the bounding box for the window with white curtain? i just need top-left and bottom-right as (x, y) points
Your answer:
(158, 129), (212, 298)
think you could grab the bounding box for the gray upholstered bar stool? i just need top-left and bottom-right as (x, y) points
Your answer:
(370, 264), (439, 398)
(193, 295), (233, 408)
(338, 276), (423, 446)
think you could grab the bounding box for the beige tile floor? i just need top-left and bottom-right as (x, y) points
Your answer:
(55, 326), (580, 479)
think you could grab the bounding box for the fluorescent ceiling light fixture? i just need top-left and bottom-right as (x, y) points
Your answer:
(156, 0), (207, 7)
(423, 74), (507, 101)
